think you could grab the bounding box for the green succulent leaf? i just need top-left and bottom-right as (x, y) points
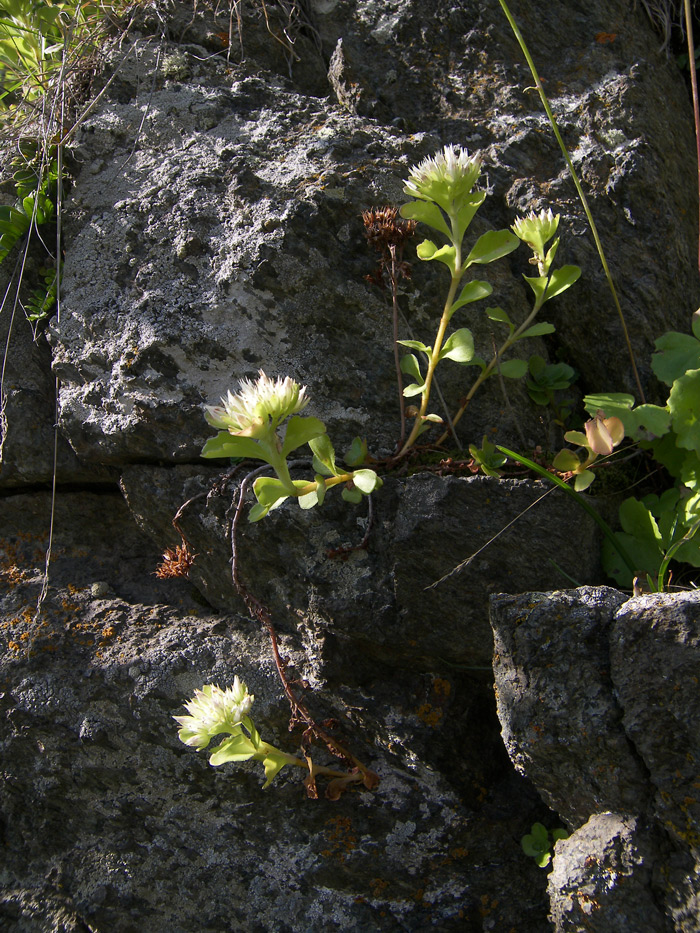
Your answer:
(351, 469), (382, 494)
(400, 199), (451, 239)
(309, 433), (340, 477)
(498, 358), (528, 379)
(574, 469), (595, 491)
(261, 751), (291, 789)
(344, 436), (368, 467)
(253, 476), (290, 508)
(486, 306), (513, 327)
(524, 265), (581, 303)
(201, 431), (272, 463)
(209, 732), (257, 765)
(298, 489), (319, 509)
(439, 327), (475, 363)
(517, 321), (556, 339)
(282, 415), (326, 456)
(397, 338), (432, 358)
(454, 190), (487, 243)
(400, 352), (424, 383)
(465, 229), (519, 266)
(416, 239), (458, 274)
(403, 383), (426, 398)
(342, 486), (363, 504)
(448, 279), (492, 319)
(553, 448), (581, 472)
(248, 502), (271, 522)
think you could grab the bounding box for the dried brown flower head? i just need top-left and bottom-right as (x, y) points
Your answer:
(155, 542), (196, 579)
(362, 206), (417, 252)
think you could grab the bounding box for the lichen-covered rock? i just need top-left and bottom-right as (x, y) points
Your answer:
(0, 489), (552, 932)
(42, 0), (697, 471)
(490, 587), (700, 930)
(119, 466), (602, 670)
(547, 813), (668, 932)
(1, 0), (699, 928)
(490, 586), (647, 825)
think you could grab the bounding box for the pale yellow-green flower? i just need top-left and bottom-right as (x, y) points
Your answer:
(174, 679), (255, 750)
(511, 208), (559, 257)
(204, 371), (308, 439)
(404, 144), (482, 211)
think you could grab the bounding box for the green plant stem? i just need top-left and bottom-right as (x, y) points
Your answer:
(496, 445), (637, 578)
(388, 244), (407, 449)
(497, 0), (644, 402)
(437, 292), (546, 446)
(684, 0), (700, 276)
(263, 745), (365, 783)
(657, 515), (700, 592)
(399, 273), (461, 454)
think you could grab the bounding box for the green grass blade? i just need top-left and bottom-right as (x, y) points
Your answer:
(496, 445), (637, 579)
(497, 0), (644, 402)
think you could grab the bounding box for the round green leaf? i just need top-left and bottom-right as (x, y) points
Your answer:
(439, 327), (474, 363)
(400, 199), (451, 239)
(465, 229), (519, 266)
(498, 358), (528, 379)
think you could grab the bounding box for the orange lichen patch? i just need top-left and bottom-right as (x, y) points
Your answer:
(480, 894), (499, 917)
(321, 816), (357, 862)
(595, 32), (617, 44)
(432, 677), (451, 699)
(415, 676), (453, 727)
(369, 878), (389, 898)
(416, 703), (442, 727)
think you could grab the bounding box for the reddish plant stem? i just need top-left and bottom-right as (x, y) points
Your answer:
(230, 468), (379, 788)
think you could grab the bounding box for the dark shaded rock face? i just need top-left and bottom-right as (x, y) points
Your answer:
(1, 0), (699, 929)
(491, 588), (700, 931)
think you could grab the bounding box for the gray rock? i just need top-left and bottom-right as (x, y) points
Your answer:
(611, 593), (700, 877)
(0, 487), (552, 933)
(1, 0), (699, 928)
(119, 465), (602, 671)
(490, 586), (648, 826)
(40, 0), (696, 472)
(491, 587), (700, 930)
(547, 812), (668, 932)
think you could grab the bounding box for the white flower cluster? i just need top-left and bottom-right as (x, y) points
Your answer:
(174, 678), (255, 749)
(404, 144), (482, 204)
(511, 208), (559, 256)
(204, 370), (309, 437)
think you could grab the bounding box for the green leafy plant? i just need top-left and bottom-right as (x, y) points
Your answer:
(468, 435), (507, 477)
(526, 354), (576, 426)
(580, 312), (700, 590)
(521, 821), (569, 868)
(395, 145), (519, 453)
(175, 679), (377, 798)
(393, 145), (580, 455)
(201, 370), (381, 521)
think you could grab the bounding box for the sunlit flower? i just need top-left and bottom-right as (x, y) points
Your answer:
(511, 208), (560, 257)
(204, 370), (309, 439)
(174, 679), (255, 750)
(585, 410), (625, 456)
(404, 145), (482, 210)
